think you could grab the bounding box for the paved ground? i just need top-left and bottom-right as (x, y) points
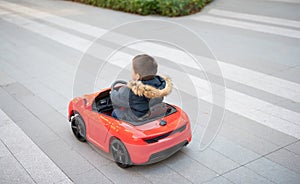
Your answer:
(0, 0), (300, 183)
(0, 108), (72, 184)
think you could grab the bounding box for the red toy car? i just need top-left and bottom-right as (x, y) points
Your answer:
(68, 80), (192, 168)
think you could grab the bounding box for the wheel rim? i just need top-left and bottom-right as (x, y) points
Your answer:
(72, 118), (85, 140)
(112, 143), (126, 164)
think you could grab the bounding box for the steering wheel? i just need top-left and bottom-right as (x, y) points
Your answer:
(111, 80), (127, 92)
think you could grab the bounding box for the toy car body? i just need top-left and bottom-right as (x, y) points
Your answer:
(68, 85), (192, 168)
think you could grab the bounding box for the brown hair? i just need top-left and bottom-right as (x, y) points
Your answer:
(132, 54), (157, 80)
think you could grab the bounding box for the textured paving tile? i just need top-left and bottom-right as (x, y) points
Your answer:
(219, 121), (280, 155)
(57, 132), (112, 168)
(275, 98), (300, 113)
(39, 139), (94, 177)
(10, 80), (71, 114)
(0, 111), (10, 128)
(1, 83), (61, 146)
(35, 109), (70, 134)
(223, 166), (274, 184)
(129, 162), (192, 184)
(18, 95), (54, 116)
(99, 163), (153, 184)
(3, 82), (34, 99)
(0, 59), (34, 83)
(0, 123), (35, 154)
(210, 135), (260, 165)
(164, 151), (218, 183)
(78, 142), (112, 167)
(182, 141), (240, 174)
(0, 88), (35, 122)
(0, 69), (15, 86)
(266, 148), (300, 174)
(225, 114), (297, 147)
(35, 112), (112, 179)
(203, 176), (233, 184)
(285, 141), (300, 155)
(16, 115), (59, 146)
(37, 89), (69, 114)
(246, 157), (300, 184)
(20, 78), (53, 96)
(0, 109), (72, 184)
(40, 74), (73, 99)
(55, 178), (74, 184)
(14, 144), (69, 184)
(277, 66), (300, 84)
(71, 168), (112, 184)
(0, 154), (35, 184)
(189, 104), (228, 148)
(0, 140), (10, 158)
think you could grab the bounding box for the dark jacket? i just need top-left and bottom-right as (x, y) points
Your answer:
(110, 75), (172, 121)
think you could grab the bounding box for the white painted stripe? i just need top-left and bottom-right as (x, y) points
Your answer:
(0, 109), (72, 183)
(225, 88), (300, 125)
(0, 8), (8, 15)
(1, 7), (300, 139)
(192, 15), (300, 39)
(268, 0), (300, 4)
(225, 101), (300, 139)
(0, 0), (106, 37)
(209, 9), (300, 29)
(2, 0), (300, 104)
(0, 9), (91, 52)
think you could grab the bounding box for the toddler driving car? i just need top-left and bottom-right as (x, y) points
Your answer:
(110, 54), (172, 121)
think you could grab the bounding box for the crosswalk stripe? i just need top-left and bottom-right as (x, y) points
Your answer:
(0, 0), (106, 37)
(209, 9), (300, 29)
(268, 0), (300, 4)
(1, 0), (299, 104)
(0, 9), (91, 51)
(0, 5), (299, 138)
(191, 15), (300, 39)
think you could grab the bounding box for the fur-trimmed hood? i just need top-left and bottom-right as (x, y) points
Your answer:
(127, 75), (172, 99)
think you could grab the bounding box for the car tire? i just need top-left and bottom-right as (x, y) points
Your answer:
(71, 114), (86, 142)
(110, 139), (131, 168)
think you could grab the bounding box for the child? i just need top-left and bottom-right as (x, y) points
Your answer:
(110, 54), (172, 121)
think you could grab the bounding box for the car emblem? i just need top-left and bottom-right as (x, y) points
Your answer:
(159, 120), (167, 126)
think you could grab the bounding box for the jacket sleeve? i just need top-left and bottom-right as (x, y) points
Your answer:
(110, 86), (130, 108)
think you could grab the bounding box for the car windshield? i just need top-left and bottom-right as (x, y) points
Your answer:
(92, 90), (177, 126)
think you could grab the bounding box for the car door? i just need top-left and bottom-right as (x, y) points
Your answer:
(86, 110), (111, 150)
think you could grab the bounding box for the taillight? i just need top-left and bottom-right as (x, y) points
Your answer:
(142, 124), (187, 144)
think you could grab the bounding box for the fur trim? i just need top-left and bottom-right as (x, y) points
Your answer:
(127, 75), (172, 99)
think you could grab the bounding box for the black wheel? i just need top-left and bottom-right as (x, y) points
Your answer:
(110, 139), (131, 168)
(71, 114), (86, 142)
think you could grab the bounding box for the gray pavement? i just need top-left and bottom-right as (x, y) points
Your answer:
(0, 0), (300, 183)
(0, 108), (72, 184)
